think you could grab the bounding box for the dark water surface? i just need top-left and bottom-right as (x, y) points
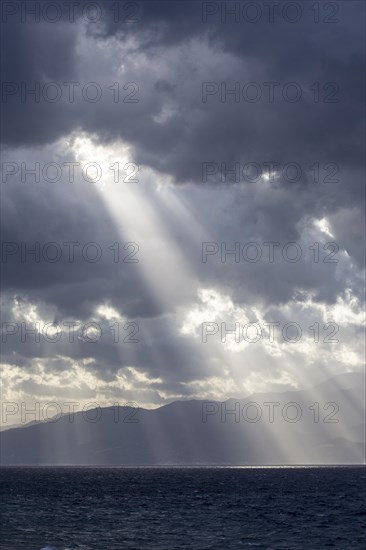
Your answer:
(0, 466), (365, 549)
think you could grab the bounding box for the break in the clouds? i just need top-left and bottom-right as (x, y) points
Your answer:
(0, 0), (365, 421)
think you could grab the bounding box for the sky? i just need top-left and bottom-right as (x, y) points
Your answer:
(0, 0), (365, 425)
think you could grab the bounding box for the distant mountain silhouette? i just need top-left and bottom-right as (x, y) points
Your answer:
(1, 372), (365, 465)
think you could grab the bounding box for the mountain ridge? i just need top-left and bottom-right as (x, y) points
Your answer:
(1, 371), (365, 465)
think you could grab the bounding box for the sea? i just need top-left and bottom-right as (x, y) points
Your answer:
(0, 466), (365, 549)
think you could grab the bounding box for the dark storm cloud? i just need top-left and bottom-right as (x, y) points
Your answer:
(2, 1), (364, 172)
(2, 1), (364, 259)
